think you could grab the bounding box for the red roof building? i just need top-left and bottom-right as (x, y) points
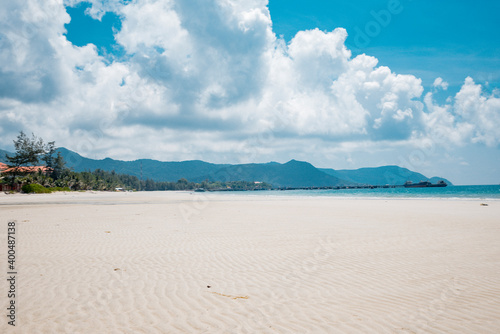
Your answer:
(0, 162), (50, 173)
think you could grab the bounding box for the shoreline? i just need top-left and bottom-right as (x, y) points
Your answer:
(1, 185), (500, 201)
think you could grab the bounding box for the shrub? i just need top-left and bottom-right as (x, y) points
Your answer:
(21, 184), (51, 194)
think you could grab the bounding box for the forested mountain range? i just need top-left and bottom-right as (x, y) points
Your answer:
(0, 147), (452, 187)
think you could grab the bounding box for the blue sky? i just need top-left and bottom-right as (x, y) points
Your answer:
(1, 0), (499, 184)
(65, 0), (500, 93)
(65, 2), (124, 59)
(269, 0), (500, 94)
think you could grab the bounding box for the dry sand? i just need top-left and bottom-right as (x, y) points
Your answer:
(1, 191), (499, 333)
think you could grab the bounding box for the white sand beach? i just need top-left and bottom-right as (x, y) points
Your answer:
(1, 191), (499, 333)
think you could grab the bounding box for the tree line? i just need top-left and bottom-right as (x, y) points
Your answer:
(1, 132), (272, 192)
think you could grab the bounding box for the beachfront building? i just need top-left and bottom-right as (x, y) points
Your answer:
(0, 162), (51, 191)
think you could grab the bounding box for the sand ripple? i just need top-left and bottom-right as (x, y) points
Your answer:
(0, 192), (499, 333)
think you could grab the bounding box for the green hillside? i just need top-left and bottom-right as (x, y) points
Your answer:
(197, 160), (350, 188)
(319, 166), (453, 186)
(56, 147), (229, 182)
(1, 147), (452, 187)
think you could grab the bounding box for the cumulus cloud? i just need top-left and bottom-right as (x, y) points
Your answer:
(423, 77), (500, 147)
(454, 77), (500, 146)
(0, 0), (499, 168)
(433, 77), (449, 90)
(0, 0), (69, 103)
(257, 30), (425, 142)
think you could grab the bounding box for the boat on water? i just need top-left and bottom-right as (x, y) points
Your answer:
(404, 180), (447, 188)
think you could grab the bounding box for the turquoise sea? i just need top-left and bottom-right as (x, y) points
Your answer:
(232, 185), (500, 200)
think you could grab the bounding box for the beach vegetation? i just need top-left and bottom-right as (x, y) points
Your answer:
(21, 184), (72, 193)
(21, 184), (51, 193)
(4, 132), (47, 186)
(7, 132), (45, 167)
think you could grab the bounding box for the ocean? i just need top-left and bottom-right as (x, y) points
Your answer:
(223, 185), (500, 200)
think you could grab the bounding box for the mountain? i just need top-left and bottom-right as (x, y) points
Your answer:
(56, 147), (228, 182)
(0, 149), (10, 163)
(0, 147), (452, 187)
(57, 148), (347, 187)
(196, 160), (349, 188)
(319, 166), (453, 186)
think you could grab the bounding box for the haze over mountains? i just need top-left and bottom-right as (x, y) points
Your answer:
(0, 147), (451, 187)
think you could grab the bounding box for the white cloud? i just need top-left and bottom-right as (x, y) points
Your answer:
(64, 0), (124, 20)
(0, 0), (499, 178)
(287, 28), (351, 89)
(0, 0), (69, 103)
(423, 77), (500, 147)
(423, 91), (474, 146)
(454, 77), (500, 146)
(433, 77), (449, 90)
(257, 29), (425, 141)
(257, 29), (367, 138)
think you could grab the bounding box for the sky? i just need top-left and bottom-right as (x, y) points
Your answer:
(0, 0), (499, 185)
